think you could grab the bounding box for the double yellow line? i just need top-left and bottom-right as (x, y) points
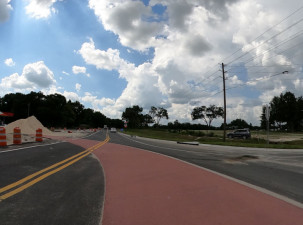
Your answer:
(0, 134), (110, 201)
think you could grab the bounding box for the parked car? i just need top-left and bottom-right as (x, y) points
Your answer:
(227, 129), (251, 139)
(110, 127), (117, 133)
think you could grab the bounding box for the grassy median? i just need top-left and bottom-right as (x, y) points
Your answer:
(123, 128), (303, 149)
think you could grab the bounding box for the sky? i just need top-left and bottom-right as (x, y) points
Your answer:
(0, 0), (303, 126)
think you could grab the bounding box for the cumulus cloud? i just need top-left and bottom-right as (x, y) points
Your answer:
(23, 61), (56, 88)
(72, 66), (90, 77)
(72, 66), (86, 74)
(25, 0), (60, 19)
(0, 61), (56, 91)
(78, 38), (131, 72)
(63, 91), (80, 102)
(0, 0), (12, 22)
(4, 58), (15, 67)
(89, 0), (163, 51)
(82, 92), (115, 109)
(81, 0), (303, 125)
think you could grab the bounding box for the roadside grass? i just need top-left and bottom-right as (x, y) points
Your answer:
(123, 128), (303, 149)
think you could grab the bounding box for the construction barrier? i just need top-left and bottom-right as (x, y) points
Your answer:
(0, 127), (7, 147)
(13, 127), (22, 145)
(36, 128), (43, 142)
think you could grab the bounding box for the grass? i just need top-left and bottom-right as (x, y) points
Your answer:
(123, 128), (303, 149)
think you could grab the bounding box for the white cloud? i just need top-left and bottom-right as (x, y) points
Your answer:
(0, 0), (12, 23)
(88, 0), (163, 51)
(23, 61), (56, 88)
(0, 61), (56, 91)
(4, 58), (15, 67)
(82, 0), (303, 125)
(78, 38), (131, 72)
(72, 65), (90, 77)
(75, 83), (81, 92)
(62, 71), (69, 76)
(72, 66), (86, 74)
(63, 91), (80, 102)
(82, 92), (115, 109)
(25, 0), (60, 19)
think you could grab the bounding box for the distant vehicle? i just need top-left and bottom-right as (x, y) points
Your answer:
(227, 129), (251, 139)
(104, 125), (107, 129)
(110, 127), (117, 133)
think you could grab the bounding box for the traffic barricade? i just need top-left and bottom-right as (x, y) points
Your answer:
(0, 127), (7, 147)
(13, 127), (22, 144)
(36, 128), (43, 142)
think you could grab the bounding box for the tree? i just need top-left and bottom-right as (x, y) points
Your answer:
(143, 114), (153, 127)
(191, 105), (223, 128)
(149, 106), (169, 125)
(228, 119), (249, 129)
(122, 105), (144, 128)
(269, 92), (298, 131)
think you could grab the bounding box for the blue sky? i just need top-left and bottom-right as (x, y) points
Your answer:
(1, 0), (302, 125)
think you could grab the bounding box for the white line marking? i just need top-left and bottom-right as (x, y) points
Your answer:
(0, 142), (64, 154)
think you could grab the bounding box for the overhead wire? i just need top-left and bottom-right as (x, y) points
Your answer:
(221, 5), (303, 63)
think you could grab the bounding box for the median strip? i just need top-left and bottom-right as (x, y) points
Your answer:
(0, 134), (110, 201)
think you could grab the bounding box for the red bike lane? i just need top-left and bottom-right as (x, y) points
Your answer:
(94, 142), (303, 225)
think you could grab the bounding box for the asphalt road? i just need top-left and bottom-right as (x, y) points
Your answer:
(1, 130), (302, 225)
(109, 132), (303, 204)
(0, 131), (106, 225)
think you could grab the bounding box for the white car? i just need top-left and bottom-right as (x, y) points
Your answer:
(110, 127), (117, 133)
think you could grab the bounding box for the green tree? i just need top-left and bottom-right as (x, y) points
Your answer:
(228, 119), (249, 129)
(191, 105), (223, 128)
(143, 114), (153, 127)
(149, 106), (169, 125)
(269, 92), (298, 131)
(122, 105), (144, 128)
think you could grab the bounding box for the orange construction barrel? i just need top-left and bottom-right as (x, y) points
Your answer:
(13, 127), (22, 145)
(36, 128), (43, 142)
(0, 127), (7, 147)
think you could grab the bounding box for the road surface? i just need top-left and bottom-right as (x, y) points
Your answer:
(0, 130), (302, 225)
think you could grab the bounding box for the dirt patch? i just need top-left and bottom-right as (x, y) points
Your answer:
(230, 155), (259, 161)
(224, 155), (259, 164)
(2, 116), (93, 145)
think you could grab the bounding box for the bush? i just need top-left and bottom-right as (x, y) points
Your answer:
(180, 130), (188, 135)
(207, 132), (214, 137)
(198, 131), (205, 137)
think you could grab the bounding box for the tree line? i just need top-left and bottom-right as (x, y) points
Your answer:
(2, 91), (300, 131)
(261, 91), (303, 132)
(0, 92), (123, 128)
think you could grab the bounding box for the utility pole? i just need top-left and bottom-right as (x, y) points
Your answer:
(222, 63), (227, 142)
(265, 104), (270, 145)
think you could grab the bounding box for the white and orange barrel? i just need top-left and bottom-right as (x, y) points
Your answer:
(0, 127), (7, 147)
(13, 127), (22, 144)
(36, 128), (43, 142)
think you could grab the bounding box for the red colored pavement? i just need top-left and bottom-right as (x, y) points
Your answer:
(94, 143), (303, 225)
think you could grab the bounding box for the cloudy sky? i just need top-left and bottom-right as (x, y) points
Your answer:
(1, 0), (302, 126)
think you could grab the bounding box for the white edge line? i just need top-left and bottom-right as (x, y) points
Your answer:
(0, 141), (64, 154)
(91, 153), (106, 225)
(117, 133), (303, 209)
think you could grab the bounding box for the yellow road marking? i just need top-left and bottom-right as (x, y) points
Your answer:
(0, 134), (110, 201)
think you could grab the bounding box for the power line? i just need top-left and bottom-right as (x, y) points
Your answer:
(225, 71), (290, 92)
(226, 16), (303, 65)
(221, 5), (303, 63)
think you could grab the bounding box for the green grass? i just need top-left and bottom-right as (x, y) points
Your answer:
(123, 128), (303, 149)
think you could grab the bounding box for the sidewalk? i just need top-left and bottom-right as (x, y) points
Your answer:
(94, 142), (303, 225)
